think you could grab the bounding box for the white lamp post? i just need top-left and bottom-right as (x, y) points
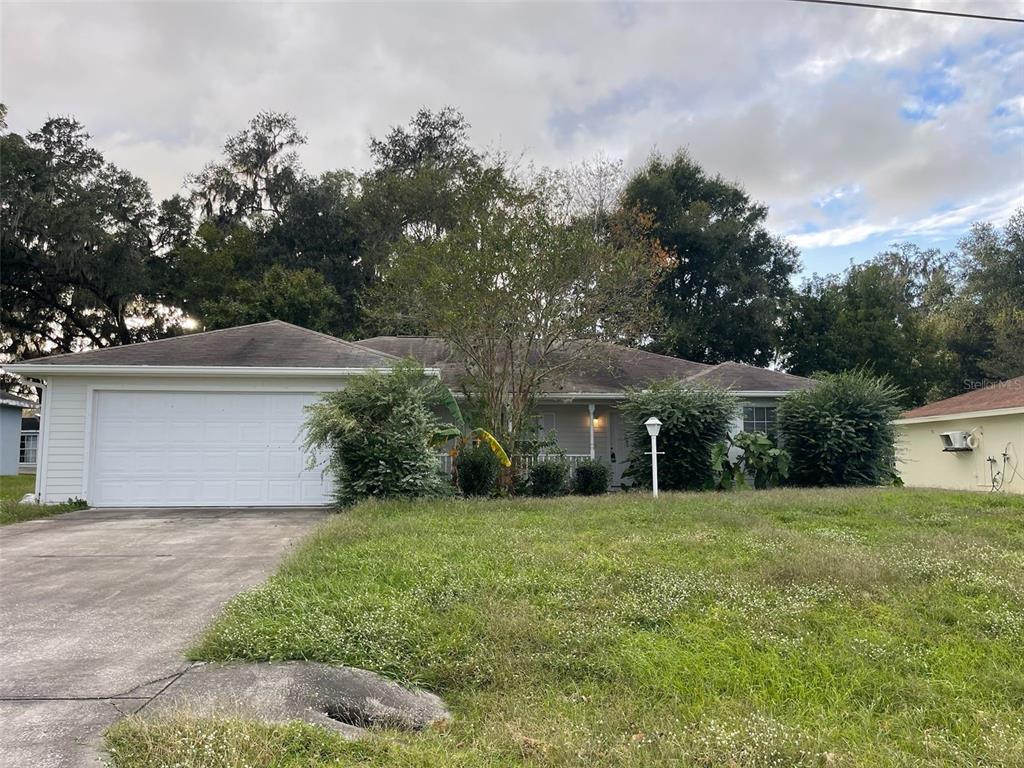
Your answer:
(644, 417), (662, 498)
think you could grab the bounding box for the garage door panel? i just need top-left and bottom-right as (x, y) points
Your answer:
(94, 417), (132, 442)
(168, 420), (203, 442)
(90, 390), (332, 507)
(234, 480), (265, 503)
(203, 420), (236, 441)
(199, 481), (232, 504)
(235, 451), (267, 473)
(166, 481), (200, 503)
(267, 480), (300, 502)
(238, 422), (268, 442)
(135, 451), (168, 474)
(268, 449), (302, 472)
(131, 481), (164, 504)
(204, 451), (235, 473)
(269, 422), (302, 443)
(93, 449), (132, 474)
(167, 392), (205, 410)
(134, 419), (166, 440)
(166, 450), (201, 473)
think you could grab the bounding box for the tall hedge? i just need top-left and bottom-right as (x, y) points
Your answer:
(778, 370), (903, 486)
(620, 382), (737, 491)
(303, 362), (455, 506)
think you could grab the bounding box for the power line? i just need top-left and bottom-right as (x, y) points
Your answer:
(784, 0), (1024, 23)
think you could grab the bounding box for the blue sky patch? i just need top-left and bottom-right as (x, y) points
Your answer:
(892, 49), (963, 122)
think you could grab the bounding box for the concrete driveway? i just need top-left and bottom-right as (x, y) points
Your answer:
(0, 506), (327, 768)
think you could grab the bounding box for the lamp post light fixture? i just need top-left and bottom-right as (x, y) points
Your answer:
(644, 417), (663, 498)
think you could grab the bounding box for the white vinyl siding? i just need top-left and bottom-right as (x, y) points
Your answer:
(35, 374), (347, 505)
(41, 377), (88, 500)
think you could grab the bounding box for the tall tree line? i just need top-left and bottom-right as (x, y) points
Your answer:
(2, 104), (1021, 405)
(781, 217), (1024, 404)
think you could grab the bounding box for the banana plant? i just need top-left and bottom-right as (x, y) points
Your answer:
(447, 427), (512, 468)
(419, 378), (510, 469)
(469, 428), (512, 468)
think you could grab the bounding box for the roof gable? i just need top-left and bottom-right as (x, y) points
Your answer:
(22, 321), (401, 369)
(901, 376), (1024, 419)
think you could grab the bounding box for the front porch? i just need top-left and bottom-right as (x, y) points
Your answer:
(438, 401), (633, 487)
(435, 396), (783, 488)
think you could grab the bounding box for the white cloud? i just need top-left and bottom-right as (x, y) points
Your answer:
(787, 184), (1024, 250)
(789, 222), (894, 249)
(1, 1), (1021, 269)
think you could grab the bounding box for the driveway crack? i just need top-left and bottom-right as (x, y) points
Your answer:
(132, 663), (197, 713)
(0, 664), (200, 704)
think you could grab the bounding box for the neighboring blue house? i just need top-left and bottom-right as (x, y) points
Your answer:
(1, 392), (37, 476)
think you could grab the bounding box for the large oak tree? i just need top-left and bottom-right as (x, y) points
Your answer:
(622, 151), (799, 366)
(1, 113), (175, 358)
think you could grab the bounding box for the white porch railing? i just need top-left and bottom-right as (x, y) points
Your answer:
(515, 454), (592, 476)
(436, 452), (592, 477)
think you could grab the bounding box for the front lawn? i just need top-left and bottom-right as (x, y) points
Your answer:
(108, 489), (1024, 767)
(0, 473), (35, 501)
(0, 474), (87, 525)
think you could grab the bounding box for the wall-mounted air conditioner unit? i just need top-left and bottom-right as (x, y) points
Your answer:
(940, 431), (973, 452)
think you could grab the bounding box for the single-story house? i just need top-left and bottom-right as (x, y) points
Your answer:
(1, 391), (37, 476)
(896, 376), (1024, 494)
(355, 336), (812, 486)
(8, 320), (810, 507)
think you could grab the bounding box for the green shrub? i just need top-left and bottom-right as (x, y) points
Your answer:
(708, 441), (739, 491)
(456, 443), (500, 497)
(573, 459), (610, 495)
(620, 382), (737, 491)
(731, 431), (791, 489)
(778, 370), (903, 486)
(303, 362), (457, 507)
(529, 458), (569, 496)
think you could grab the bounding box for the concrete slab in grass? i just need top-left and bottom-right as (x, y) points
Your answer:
(141, 662), (450, 738)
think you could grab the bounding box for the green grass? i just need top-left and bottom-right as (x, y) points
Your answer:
(0, 473), (36, 501)
(107, 488), (1024, 767)
(0, 474), (87, 525)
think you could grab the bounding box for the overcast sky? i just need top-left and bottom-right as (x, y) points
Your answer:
(2, 1), (1021, 275)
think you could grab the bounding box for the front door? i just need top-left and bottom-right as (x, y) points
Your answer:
(608, 408), (630, 487)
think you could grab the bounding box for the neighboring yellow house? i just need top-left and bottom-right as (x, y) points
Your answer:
(895, 376), (1024, 494)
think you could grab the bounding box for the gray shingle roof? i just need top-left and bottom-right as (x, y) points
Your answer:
(355, 337), (811, 395)
(16, 323), (812, 394)
(685, 361), (814, 393)
(22, 321), (401, 369)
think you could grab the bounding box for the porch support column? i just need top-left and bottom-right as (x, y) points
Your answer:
(588, 403), (596, 459)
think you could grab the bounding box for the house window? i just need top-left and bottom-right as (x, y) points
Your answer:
(742, 406), (777, 435)
(19, 431), (38, 465)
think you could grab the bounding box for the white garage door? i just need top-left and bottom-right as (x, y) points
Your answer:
(89, 390), (332, 507)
